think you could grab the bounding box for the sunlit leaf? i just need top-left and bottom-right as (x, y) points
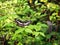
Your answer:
(25, 28), (32, 33)
(39, 32), (45, 37)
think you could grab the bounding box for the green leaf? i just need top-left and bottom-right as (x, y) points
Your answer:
(28, 25), (34, 29)
(33, 32), (40, 37)
(17, 42), (23, 45)
(39, 32), (45, 37)
(15, 28), (24, 34)
(25, 28), (32, 33)
(46, 34), (51, 39)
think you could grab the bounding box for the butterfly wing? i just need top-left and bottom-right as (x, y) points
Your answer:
(15, 18), (24, 27)
(24, 21), (31, 26)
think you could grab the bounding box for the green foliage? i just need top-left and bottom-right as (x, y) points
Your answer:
(0, 0), (60, 45)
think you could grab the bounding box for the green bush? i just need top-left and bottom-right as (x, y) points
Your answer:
(0, 0), (60, 45)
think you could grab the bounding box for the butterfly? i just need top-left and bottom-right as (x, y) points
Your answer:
(15, 18), (31, 27)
